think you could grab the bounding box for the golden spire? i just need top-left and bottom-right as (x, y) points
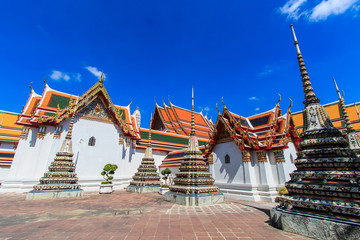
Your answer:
(191, 86), (195, 136)
(290, 24), (319, 106)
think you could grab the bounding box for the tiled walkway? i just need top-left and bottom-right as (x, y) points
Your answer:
(0, 191), (309, 240)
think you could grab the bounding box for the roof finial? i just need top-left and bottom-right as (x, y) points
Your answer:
(290, 24), (319, 106)
(221, 97), (227, 109)
(128, 99), (133, 107)
(43, 76), (47, 86)
(288, 98), (293, 113)
(162, 97), (166, 107)
(191, 86), (195, 136)
(99, 71), (104, 83)
(154, 97), (158, 106)
(29, 82), (33, 92)
(277, 93), (281, 107)
(333, 78), (342, 99)
(168, 95), (172, 106)
(216, 103), (221, 115)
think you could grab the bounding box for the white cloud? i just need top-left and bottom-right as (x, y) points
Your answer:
(50, 70), (81, 82)
(310, 0), (358, 21)
(50, 70), (71, 82)
(258, 65), (274, 77)
(72, 73), (82, 82)
(279, 0), (360, 21)
(255, 107), (260, 111)
(204, 107), (210, 112)
(279, 0), (308, 20)
(249, 97), (258, 100)
(85, 66), (106, 80)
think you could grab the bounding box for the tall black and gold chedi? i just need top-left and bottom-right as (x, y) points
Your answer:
(126, 117), (161, 193)
(164, 88), (224, 206)
(26, 99), (83, 200)
(277, 25), (360, 220)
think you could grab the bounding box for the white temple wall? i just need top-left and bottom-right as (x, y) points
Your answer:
(1, 117), (168, 192)
(211, 139), (299, 202)
(212, 141), (244, 184)
(0, 142), (15, 182)
(282, 142), (298, 182)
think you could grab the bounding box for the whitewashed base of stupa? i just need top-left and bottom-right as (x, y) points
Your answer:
(164, 192), (225, 206)
(126, 185), (160, 193)
(25, 189), (84, 200)
(270, 208), (360, 240)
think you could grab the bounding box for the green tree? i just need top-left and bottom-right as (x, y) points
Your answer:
(101, 163), (118, 184)
(161, 168), (172, 185)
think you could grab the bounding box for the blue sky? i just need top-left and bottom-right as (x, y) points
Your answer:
(1, 1), (360, 127)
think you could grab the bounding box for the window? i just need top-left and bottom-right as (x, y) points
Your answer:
(88, 136), (96, 146)
(225, 154), (230, 164)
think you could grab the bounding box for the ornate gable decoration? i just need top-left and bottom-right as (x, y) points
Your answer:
(77, 97), (115, 123)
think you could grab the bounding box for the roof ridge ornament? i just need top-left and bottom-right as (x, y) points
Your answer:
(99, 71), (104, 83)
(288, 98), (293, 113)
(168, 95), (172, 106)
(154, 97), (158, 107)
(290, 24), (319, 106)
(29, 82), (33, 92)
(43, 76), (47, 86)
(221, 97), (227, 109)
(277, 94), (281, 108)
(215, 103), (221, 115)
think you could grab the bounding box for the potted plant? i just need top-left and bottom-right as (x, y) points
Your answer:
(99, 163), (118, 194)
(160, 168), (172, 194)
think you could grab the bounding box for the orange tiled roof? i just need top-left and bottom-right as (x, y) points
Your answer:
(292, 100), (360, 135)
(17, 80), (140, 139)
(151, 100), (214, 141)
(0, 110), (22, 167)
(205, 101), (300, 156)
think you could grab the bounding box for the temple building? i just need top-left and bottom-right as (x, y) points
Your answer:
(0, 110), (22, 182)
(203, 98), (301, 201)
(0, 76), (211, 192)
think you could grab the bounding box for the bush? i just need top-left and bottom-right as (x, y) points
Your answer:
(101, 163), (118, 184)
(278, 187), (288, 196)
(161, 184), (169, 188)
(101, 181), (112, 185)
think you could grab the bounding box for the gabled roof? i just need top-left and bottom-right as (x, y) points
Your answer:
(16, 77), (140, 139)
(136, 128), (208, 153)
(0, 110), (22, 167)
(292, 100), (360, 135)
(205, 99), (300, 157)
(151, 99), (214, 141)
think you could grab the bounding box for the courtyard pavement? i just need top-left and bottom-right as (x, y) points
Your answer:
(0, 191), (310, 240)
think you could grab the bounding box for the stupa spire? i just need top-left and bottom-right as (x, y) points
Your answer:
(191, 86), (195, 136)
(290, 24), (319, 106)
(333, 78), (355, 133)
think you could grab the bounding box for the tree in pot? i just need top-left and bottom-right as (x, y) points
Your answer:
(160, 168), (172, 194)
(99, 163), (118, 194)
